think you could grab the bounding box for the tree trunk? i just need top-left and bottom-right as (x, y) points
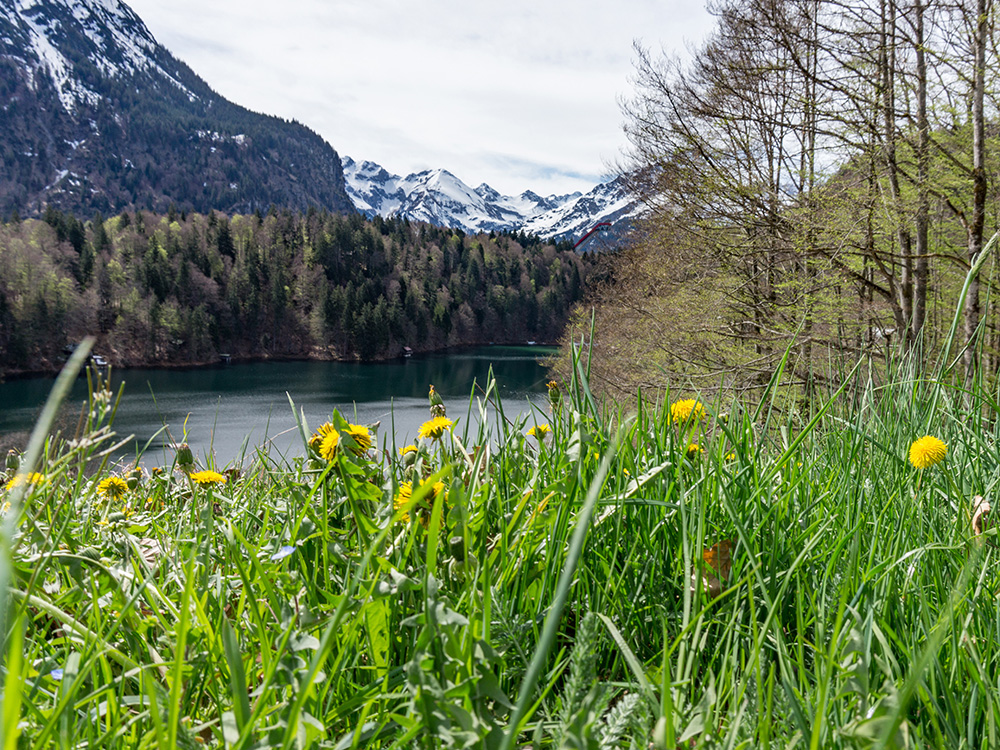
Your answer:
(964, 0), (988, 376)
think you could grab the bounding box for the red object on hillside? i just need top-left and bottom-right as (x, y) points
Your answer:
(573, 222), (612, 249)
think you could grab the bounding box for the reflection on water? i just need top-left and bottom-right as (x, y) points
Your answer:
(0, 346), (555, 466)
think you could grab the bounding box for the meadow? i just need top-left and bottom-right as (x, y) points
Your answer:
(1, 335), (998, 750)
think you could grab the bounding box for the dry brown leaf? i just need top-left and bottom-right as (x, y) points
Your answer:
(973, 495), (992, 537)
(690, 539), (734, 598)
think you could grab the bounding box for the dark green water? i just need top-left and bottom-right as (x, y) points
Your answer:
(0, 346), (554, 467)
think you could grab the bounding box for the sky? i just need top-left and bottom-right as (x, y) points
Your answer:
(125, 0), (718, 197)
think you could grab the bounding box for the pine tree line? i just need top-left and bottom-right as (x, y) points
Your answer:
(0, 207), (590, 377)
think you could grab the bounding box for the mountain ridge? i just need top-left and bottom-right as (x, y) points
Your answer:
(0, 0), (353, 217)
(342, 156), (640, 243)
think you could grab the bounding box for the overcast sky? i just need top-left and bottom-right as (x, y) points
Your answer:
(126, 0), (717, 196)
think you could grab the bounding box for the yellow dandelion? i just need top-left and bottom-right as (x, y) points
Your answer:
(4, 472), (45, 492)
(427, 481), (446, 502)
(189, 470), (227, 486)
(97, 476), (129, 500)
(686, 443), (704, 458)
(671, 399), (706, 424)
(319, 431), (340, 461)
(344, 424), (372, 456)
(418, 416), (454, 440)
(526, 424), (551, 439)
(399, 444), (418, 456)
(909, 436), (947, 469)
(309, 422), (336, 452)
(394, 482), (413, 523)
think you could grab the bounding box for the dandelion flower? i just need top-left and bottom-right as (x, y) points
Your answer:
(686, 443), (704, 458)
(344, 424), (372, 456)
(399, 445), (417, 456)
(526, 424), (551, 439)
(319, 431), (340, 461)
(309, 422), (336, 452)
(394, 482), (413, 523)
(428, 481), (446, 501)
(418, 416), (454, 440)
(97, 476), (129, 500)
(4, 472), (45, 492)
(909, 436), (947, 469)
(671, 399), (706, 425)
(189, 470), (227, 486)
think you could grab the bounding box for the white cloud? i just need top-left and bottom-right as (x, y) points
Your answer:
(126, 0), (716, 195)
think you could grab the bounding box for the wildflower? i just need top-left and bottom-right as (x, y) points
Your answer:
(909, 436), (947, 469)
(344, 424), (373, 456)
(671, 399), (706, 425)
(394, 482), (413, 523)
(686, 443), (704, 458)
(189, 470), (227, 486)
(526, 424), (551, 440)
(97, 476), (129, 501)
(547, 380), (562, 409)
(427, 481), (446, 503)
(4, 472), (45, 492)
(309, 422), (336, 452)
(394, 480), (447, 526)
(429, 384), (446, 417)
(175, 443), (195, 474)
(270, 545), (295, 561)
(725, 452), (736, 461)
(399, 445), (418, 456)
(319, 430), (340, 461)
(418, 416), (454, 440)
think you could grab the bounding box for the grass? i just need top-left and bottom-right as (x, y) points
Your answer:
(1, 338), (1000, 750)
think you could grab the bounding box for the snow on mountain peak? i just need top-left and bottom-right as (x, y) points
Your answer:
(7, 0), (193, 112)
(342, 157), (642, 242)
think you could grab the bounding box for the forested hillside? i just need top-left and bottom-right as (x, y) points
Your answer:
(580, 0), (1000, 396)
(0, 208), (589, 378)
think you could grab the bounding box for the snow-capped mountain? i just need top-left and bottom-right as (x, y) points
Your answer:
(522, 175), (640, 242)
(1, 0), (190, 111)
(0, 0), (352, 216)
(343, 157), (642, 243)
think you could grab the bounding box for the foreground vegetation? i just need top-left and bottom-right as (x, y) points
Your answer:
(1, 337), (998, 748)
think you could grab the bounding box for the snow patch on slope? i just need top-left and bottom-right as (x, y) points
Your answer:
(11, 0), (194, 112)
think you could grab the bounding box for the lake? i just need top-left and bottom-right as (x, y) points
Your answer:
(0, 346), (556, 467)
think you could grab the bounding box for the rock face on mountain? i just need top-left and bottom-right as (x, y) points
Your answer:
(342, 156), (642, 243)
(0, 0), (353, 217)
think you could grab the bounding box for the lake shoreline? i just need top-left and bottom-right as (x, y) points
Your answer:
(0, 339), (560, 383)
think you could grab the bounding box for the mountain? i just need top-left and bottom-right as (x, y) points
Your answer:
(342, 156), (641, 243)
(0, 0), (353, 217)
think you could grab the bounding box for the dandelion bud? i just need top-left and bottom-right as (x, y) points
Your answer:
(126, 468), (143, 491)
(547, 380), (561, 409)
(175, 443), (195, 474)
(449, 535), (466, 563)
(5, 450), (19, 473)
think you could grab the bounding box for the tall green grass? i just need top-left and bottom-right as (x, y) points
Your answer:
(2, 326), (1000, 748)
